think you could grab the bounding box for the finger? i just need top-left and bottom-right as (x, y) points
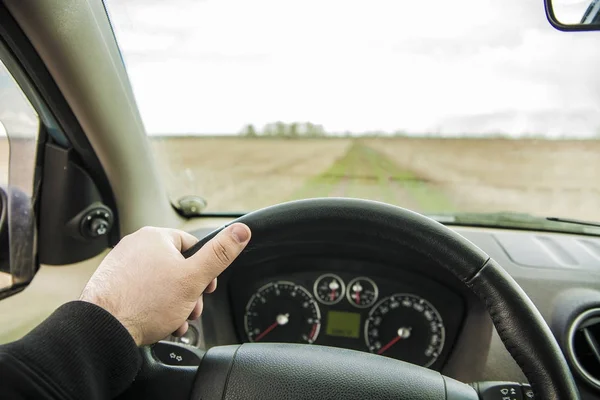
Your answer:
(165, 229), (200, 252)
(188, 297), (204, 320)
(172, 321), (189, 337)
(185, 223), (251, 287)
(205, 278), (217, 294)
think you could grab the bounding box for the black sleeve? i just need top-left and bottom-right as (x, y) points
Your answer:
(0, 300), (142, 400)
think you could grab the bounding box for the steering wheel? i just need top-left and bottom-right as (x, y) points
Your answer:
(125, 199), (579, 399)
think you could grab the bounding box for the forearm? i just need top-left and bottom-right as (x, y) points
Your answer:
(0, 301), (142, 400)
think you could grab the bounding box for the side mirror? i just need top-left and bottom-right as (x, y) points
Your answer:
(0, 185), (36, 300)
(545, 0), (600, 31)
(0, 48), (43, 301)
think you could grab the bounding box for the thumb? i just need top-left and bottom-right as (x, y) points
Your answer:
(185, 223), (251, 289)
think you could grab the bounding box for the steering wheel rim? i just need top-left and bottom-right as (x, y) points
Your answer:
(179, 198), (578, 399)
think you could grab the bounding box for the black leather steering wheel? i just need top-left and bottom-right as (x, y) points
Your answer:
(129, 199), (580, 399)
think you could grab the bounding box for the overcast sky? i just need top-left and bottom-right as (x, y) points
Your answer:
(0, 61), (39, 138)
(104, 0), (600, 137)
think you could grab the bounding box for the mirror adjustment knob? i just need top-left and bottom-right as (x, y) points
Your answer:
(79, 206), (113, 239)
(89, 218), (109, 237)
(476, 381), (524, 400)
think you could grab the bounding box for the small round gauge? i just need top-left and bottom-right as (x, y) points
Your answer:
(245, 281), (321, 344)
(314, 273), (345, 305)
(365, 294), (445, 367)
(346, 277), (378, 308)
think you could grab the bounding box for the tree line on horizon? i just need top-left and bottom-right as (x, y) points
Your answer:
(238, 121), (600, 140)
(240, 122), (327, 138)
(239, 122), (412, 138)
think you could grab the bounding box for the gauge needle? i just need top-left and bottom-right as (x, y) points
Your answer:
(352, 282), (362, 304)
(328, 280), (339, 301)
(377, 327), (411, 355)
(255, 313), (289, 342)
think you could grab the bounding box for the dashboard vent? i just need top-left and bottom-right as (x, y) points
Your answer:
(568, 308), (600, 389)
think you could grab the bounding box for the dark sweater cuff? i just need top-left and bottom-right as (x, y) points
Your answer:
(7, 300), (142, 399)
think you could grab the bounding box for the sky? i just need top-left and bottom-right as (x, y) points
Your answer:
(0, 61), (39, 138)
(104, 0), (600, 137)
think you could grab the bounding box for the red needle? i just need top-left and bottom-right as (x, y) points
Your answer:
(254, 321), (279, 342)
(356, 291), (361, 304)
(377, 335), (402, 355)
(330, 290), (336, 301)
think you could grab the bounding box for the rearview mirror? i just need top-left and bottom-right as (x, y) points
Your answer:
(546, 0), (600, 31)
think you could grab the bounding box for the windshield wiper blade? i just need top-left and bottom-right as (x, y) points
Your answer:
(546, 217), (600, 228)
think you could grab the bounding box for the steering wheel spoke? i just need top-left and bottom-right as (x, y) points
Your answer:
(190, 343), (476, 400)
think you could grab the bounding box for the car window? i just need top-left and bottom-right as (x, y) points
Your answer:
(0, 58), (39, 195)
(0, 121), (7, 186)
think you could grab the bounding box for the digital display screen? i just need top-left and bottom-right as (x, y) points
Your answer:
(325, 311), (361, 338)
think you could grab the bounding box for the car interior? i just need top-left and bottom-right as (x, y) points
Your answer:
(1, 0), (600, 399)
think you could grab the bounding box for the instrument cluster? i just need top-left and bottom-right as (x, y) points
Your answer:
(233, 264), (463, 370)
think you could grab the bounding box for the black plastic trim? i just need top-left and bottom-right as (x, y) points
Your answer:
(38, 144), (112, 265)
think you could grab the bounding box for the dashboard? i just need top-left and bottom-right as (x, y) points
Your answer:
(229, 259), (464, 369)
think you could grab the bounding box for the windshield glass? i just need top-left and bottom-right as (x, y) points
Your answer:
(104, 0), (600, 227)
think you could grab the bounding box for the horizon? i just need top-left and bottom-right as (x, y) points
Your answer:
(145, 131), (600, 139)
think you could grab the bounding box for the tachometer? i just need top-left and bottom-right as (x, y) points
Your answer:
(365, 294), (445, 367)
(245, 281), (321, 344)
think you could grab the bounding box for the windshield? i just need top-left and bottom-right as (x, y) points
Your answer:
(104, 0), (600, 228)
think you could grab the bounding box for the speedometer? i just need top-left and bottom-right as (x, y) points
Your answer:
(244, 281), (321, 344)
(365, 294), (445, 367)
